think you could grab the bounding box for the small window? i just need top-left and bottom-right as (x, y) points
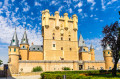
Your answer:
(88, 66), (89, 69)
(83, 41), (84, 43)
(83, 49), (85, 51)
(61, 37), (63, 40)
(70, 48), (72, 51)
(108, 52), (110, 54)
(69, 38), (71, 41)
(53, 33), (55, 35)
(13, 39), (15, 42)
(23, 46), (25, 48)
(14, 48), (16, 52)
(53, 37), (55, 40)
(33, 48), (35, 50)
(53, 44), (55, 47)
(38, 48), (39, 50)
(61, 47), (63, 50)
(10, 48), (11, 52)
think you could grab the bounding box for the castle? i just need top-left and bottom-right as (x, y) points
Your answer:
(8, 9), (119, 75)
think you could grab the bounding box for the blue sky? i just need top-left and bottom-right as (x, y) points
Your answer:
(0, 0), (120, 64)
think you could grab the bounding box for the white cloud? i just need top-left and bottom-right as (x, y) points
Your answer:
(50, 0), (59, 6)
(90, 14), (93, 17)
(87, 0), (96, 10)
(107, 0), (117, 5)
(0, 2), (2, 7)
(58, 6), (64, 12)
(15, 7), (19, 12)
(101, 0), (106, 10)
(94, 18), (98, 20)
(35, 1), (41, 6)
(11, 0), (15, 2)
(23, 2), (30, 12)
(69, 8), (72, 13)
(85, 38), (104, 60)
(100, 20), (104, 22)
(78, 9), (82, 13)
(74, 1), (82, 8)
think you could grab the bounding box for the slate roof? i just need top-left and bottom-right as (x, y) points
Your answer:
(29, 45), (43, 51)
(78, 34), (86, 47)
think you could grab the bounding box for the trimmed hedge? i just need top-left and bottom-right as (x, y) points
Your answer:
(32, 66), (42, 72)
(62, 67), (71, 70)
(41, 70), (120, 79)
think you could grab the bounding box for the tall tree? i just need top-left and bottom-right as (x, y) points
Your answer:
(0, 59), (3, 66)
(101, 21), (120, 76)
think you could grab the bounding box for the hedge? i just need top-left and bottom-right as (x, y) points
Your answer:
(32, 66), (42, 72)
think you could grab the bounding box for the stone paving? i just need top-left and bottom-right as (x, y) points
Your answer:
(0, 75), (41, 79)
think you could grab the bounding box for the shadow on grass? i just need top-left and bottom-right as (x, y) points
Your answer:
(89, 74), (120, 78)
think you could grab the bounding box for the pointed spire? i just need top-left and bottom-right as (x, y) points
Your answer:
(90, 43), (94, 49)
(78, 33), (86, 47)
(21, 27), (29, 45)
(10, 28), (19, 47)
(104, 44), (111, 50)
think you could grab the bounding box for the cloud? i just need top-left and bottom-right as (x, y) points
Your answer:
(69, 8), (72, 13)
(23, 2), (30, 12)
(35, 1), (41, 6)
(101, 0), (106, 10)
(107, 0), (117, 5)
(50, 0), (59, 6)
(85, 38), (104, 60)
(15, 7), (19, 12)
(58, 6), (64, 12)
(74, 1), (82, 8)
(87, 0), (96, 10)
(94, 18), (98, 20)
(90, 14), (93, 17)
(11, 0), (15, 3)
(100, 20), (104, 22)
(78, 9), (82, 13)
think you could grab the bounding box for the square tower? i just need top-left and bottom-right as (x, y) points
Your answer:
(42, 9), (78, 60)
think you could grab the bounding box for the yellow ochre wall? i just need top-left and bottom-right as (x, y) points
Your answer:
(29, 51), (43, 60)
(42, 9), (78, 61)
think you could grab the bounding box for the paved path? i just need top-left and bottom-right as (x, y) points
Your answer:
(0, 75), (41, 79)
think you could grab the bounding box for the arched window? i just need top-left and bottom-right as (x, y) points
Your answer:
(14, 48), (16, 52)
(61, 37), (63, 40)
(61, 47), (63, 50)
(108, 52), (110, 54)
(23, 46), (25, 48)
(69, 38), (71, 41)
(53, 37), (55, 40)
(83, 49), (85, 51)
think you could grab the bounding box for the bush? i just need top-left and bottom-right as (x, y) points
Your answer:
(62, 67), (71, 70)
(32, 66), (42, 72)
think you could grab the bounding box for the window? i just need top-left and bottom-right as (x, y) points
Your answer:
(14, 48), (16, 52)
(33, 48), (35, 50)
(83, 49), (85, 51)
(53, 44), (55, 47)
(93, 66), (94, 69)
(69, 38), (71, 41)
(23, 46), (25, 48)
(53, 33), (55, 35)
(70, 48), (72, 51)
(10, 48), (11, 52)
(88, 66), (89, 69)
(61, 37), (63, 40)
(83, 41), (84, 43)
(13, 39), (15, 42)
(108, 52), (110, 54)
(38, 48), (39, 50)
(61, 47), (63, 50)
(53, 37), (55, 40)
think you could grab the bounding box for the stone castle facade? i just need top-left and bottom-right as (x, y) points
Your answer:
(8, 9), (119, 75)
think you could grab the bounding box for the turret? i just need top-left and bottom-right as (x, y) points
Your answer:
(103, 44), (114, 70)
(90, 44), (95, 61)
(55, 11), (59, 29)
(8, 28), (19, 74)
(44, 9), (50, 28)
(72, 14), (78, 31)
(20, 28), (29, 60)
(64, 13), (68, 30)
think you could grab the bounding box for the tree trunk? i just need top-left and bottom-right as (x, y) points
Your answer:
(112, 60), (118, 76)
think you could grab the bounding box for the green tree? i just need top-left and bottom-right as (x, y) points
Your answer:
(101, 21), (120, 76)
(0, 59), (3, 66)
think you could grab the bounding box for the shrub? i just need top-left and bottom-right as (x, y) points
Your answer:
(62, 67), (71, 70)
(32, 66), (42, 72)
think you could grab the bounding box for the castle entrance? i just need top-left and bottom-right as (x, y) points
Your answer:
(79, 65), (83, 70)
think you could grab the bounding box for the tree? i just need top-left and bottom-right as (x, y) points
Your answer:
(101, 21), (120, 76)
(0, 59), (3, 66)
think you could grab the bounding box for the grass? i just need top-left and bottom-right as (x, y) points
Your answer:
(41, 70), (120, 79)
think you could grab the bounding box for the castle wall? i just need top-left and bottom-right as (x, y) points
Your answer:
(29, 51), (43, 60)
(83, 61), (105, 70)
(18, 60), (78, 72)
(80, 52), (91, 61)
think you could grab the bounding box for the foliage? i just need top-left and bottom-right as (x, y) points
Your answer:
(62, 67), (71, 70)
(32, 66), (42, 72)
(0, 60), (3, 66)
(101, 21), (120, 76)
(41, 70), (120, 79)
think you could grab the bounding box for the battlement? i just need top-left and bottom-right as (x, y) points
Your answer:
(42, 9), (78, 31)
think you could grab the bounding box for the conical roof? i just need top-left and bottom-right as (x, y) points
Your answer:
(90, 43), (94, 49)
(21, 28), (29, 44)
(10, 28), (19, 47)
(78, 34), (86, 47)
(104, 44), (111, 50)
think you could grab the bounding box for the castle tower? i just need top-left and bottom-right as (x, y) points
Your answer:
(90, 44), (95, 61)
(78, 34), (91, 61)
(8, 28), (19, 74)
(20, 28), (29, 60)
(103, 44), (114, 70)
(42, 9), (78, 60)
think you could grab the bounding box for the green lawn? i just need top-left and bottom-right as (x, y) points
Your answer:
(41, 70), (120, 79)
